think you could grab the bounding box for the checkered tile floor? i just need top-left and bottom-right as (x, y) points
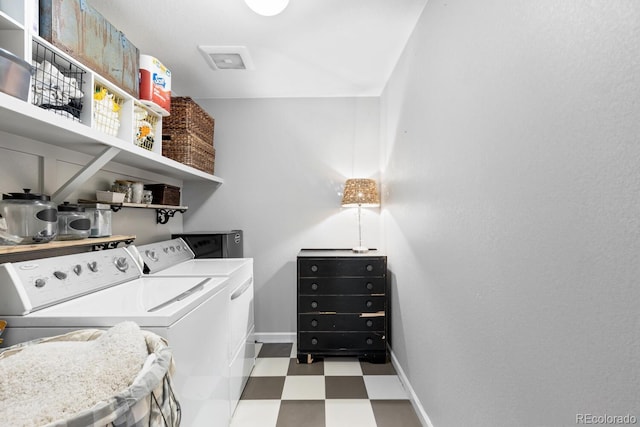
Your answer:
(230, 343), (422, 427)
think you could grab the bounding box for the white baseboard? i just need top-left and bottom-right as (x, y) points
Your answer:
(389, 346), (434, 427)
(254, 332), (296, 343)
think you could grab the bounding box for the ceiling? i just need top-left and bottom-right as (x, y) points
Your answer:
(89, 0), (427, 99)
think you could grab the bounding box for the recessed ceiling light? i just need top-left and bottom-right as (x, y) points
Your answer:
(244, 0), (289, 16)
(198, 46), (255, 71)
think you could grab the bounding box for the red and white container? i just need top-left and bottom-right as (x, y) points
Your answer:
(139, 55), (171, 116)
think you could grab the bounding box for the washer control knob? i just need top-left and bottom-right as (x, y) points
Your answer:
(53, 271), (67, 280)
(114, 257), (129, 272)
(170, 246), (176, 252)
(88, 261), (98, 272)
(145, 250), (158, 262)
(73, 264), (82, 276)
(163, 247), (169, 253)
(34, 278), (46, 288)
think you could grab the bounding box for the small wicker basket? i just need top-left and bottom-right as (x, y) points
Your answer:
(144, 184), (181, 206)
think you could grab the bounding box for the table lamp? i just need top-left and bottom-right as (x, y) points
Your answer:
(341, 178), (380, 253)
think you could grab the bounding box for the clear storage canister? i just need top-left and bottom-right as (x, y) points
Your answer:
(57, 202), (90, 240)
(81, 203), (112, 237)
(0, 189), (57, 244)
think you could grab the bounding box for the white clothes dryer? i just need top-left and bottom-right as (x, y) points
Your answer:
(127, 238), (255, 418)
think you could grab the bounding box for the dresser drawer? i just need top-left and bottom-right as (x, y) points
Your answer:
(298, 313), (385, 332)
(298, 258), (386, 277)
(298, 332), (386, 351)
(299, 295), (385, 313)
(298, 277), (385, 295)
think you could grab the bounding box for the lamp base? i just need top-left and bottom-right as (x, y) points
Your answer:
(351, 246), (369, 253)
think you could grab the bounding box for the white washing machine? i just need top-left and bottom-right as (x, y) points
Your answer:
(0, 247), (231, 427)
(127, 238), (255, 417)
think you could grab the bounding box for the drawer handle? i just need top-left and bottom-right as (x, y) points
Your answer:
(310, 265), (318, 273)
(366, 338), (373, 345)
(311, 319), (318, 327)
(366, 300), (373, 308)
(311, 301), (318, 309)
(366, 320), (373, 328)
(366, 264), (373, 272)
(311, 337), (318, 345)
(311, 283), (318, 291)
(366, 282), (373, 290)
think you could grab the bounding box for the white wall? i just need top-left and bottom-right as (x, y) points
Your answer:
(184, 97), (382, 335)
(382, 1), (640, 426)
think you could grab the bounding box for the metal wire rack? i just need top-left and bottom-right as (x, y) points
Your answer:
(31, 39), (85, 122)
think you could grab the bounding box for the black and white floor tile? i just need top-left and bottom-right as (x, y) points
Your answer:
(230, 343), (422, 427)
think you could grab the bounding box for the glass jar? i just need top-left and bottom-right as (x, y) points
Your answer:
(57, 202), (90, 240)
(113, 180), (133, 203)
(80, 203), (112, 237)
(0, 189), (57, 244)
(142, 190), (153, 204)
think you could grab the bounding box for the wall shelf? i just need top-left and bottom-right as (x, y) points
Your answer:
(0, 235), (136, 255)
(0, 91), (223, 184)
(0, 20), (223, 205)
(78, 200), (188, 224)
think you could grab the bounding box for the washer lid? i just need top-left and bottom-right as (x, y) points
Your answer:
(4, 276), (229, 328)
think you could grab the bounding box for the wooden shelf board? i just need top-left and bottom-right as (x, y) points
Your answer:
(78, 200), (188, 210)
(0, 234), (136, 255)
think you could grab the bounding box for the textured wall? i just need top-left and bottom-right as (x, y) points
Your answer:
(381, 1), (640, 426)
(184, 97), (382, 335)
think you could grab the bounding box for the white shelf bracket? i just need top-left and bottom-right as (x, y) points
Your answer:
(51, 146), (121, 204)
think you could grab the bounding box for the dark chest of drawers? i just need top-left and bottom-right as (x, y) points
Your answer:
(297, 249), (388, 364)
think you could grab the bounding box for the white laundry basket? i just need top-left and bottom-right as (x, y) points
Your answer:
(0, 327), (181, 427)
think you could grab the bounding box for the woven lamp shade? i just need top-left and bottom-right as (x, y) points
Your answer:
(341, 179), (380, 207)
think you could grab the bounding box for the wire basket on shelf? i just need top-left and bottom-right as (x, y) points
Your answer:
(31, 39), (85, 122)
(93, 83), (124, 137)
(134, 104), (158, 151)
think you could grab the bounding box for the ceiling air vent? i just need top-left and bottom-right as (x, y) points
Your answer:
(198, 46), (255, 71)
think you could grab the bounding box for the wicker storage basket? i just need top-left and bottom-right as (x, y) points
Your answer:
(162, 132), (215, 174)
(144, 184), (181, 206)
(162, 97), (214, 144)
(0, 326), (180, 427)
